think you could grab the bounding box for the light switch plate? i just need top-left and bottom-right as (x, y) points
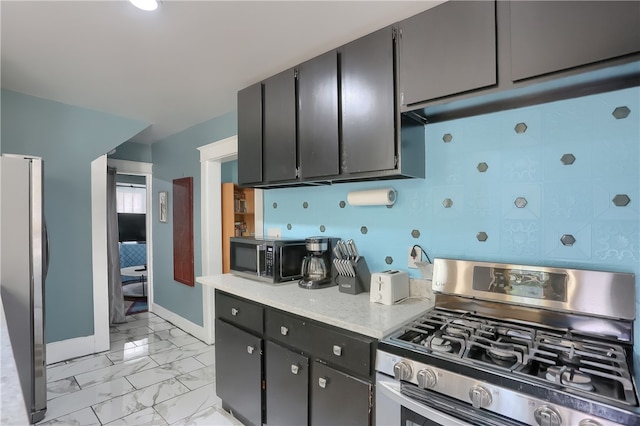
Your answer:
(408, 246), (422, 269)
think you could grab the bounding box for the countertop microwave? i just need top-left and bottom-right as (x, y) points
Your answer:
(229, 237), (307, 284)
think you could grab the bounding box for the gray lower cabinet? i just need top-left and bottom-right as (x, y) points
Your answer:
(310, 361), (372, 426)
(509, 1), (640, 81)
(215, 290), (375, 425)
(215, 318), (263, 426)
(265, 341), (309, 426)
(398, 0), (497, 107)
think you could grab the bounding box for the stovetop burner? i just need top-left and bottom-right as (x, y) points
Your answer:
(428, 336), (453, 352)
(545, 366), (594, 392)
(389, 308), (637, 407)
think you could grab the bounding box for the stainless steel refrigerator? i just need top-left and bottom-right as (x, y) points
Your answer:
(0, 154), (48, 423)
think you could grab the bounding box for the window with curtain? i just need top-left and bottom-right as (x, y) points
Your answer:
(116, 185), (146, 214)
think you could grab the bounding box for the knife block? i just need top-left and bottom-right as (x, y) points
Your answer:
(338, 257), (371, 295)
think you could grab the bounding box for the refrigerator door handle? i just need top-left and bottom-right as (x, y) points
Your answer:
(43, 218), (50, 280)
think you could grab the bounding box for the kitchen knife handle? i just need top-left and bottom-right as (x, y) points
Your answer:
(348, 239), (359, 258)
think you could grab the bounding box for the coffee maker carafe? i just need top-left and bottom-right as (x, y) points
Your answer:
(298, 237), (337, 289)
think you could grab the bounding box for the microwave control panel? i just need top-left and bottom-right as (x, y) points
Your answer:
(265, 246), (274, 276)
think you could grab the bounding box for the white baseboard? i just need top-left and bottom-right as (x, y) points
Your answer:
(151, 303), (210, 344)
(46, 305), (210, 365)
(46, 335), (97, 365)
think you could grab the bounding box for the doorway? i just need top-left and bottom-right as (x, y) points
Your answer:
(106, 158), (153, 319)
(86, 157), (152, 359)
(116, 174), (149, 315)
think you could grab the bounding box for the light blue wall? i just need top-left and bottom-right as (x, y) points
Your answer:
(221, 160), (238, 184)
(264, 87), (640, 377)
(108, 141), (152, 163)
(151, 111), (237, 326)
(1, 89), (149, 343)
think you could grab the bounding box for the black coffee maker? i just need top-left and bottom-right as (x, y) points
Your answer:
(298, 236), (338, 289)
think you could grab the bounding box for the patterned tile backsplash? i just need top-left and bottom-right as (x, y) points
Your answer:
(262, 86), (640, 378)
(264, 87), (638, 275)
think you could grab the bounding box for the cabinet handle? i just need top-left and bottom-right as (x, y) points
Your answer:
(318, 377), (328, 389)
(247, 346), (254, 354)
(333, 345), (342, 356)
(231, 308), (239, 316)
(291, 364), (299, 375)
(280, 326), (289, 336)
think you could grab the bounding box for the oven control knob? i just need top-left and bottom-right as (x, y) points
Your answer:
(534, 405), (563, 426)
(392, 361), (412, 381)
(579, 420), (602, 426)
(417, 369), (437, 389)
(468, 385), (492, 409)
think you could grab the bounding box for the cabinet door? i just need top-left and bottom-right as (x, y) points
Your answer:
(265, 341), (309, 426)
(310, 362), (372, 426)
(263, 68), (298, 183)
(215, 319), (263, 426)
(298, 50), (340, 179)
(237, 83), (263, 186)
(510, 1), (640, 81)
(340, 26), (396, 175)
(399, 0), (496, 106)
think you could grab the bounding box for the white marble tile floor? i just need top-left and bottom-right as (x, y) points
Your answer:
(37, 312), (243, 426)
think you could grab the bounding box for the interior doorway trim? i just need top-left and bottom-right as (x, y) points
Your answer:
(107, 158), (153, 315)
(198, 135), (263, 344)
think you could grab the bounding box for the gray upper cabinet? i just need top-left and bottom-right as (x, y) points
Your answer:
(263, 68), (298, 183)
(237, 0), (639, 187)
(399, 0), (497, 107)
(510, 1), (640, 81)
(340, 26), (397, 175)
(298, 50), (340, 180)
(237, 83), (262, 186)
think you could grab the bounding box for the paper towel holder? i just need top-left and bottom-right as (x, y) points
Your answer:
(347, 188), (397, 207)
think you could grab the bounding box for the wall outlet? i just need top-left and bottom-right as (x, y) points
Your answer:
(408, 246), (422, 269)
(267, 228), (282, 238)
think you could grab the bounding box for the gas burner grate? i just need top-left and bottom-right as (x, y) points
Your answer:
(387, 308), (638, 406)
(528, 332), (637, 406)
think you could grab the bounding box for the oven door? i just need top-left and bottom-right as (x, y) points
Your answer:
(377, 373), (471, 426)
(376, 373), (525, 426)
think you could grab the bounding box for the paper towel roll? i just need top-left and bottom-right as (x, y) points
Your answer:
(347, 188), (396, 206)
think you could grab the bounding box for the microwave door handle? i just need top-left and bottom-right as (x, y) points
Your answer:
(256, 244), (267, 277)
(256, 245), (261, 276)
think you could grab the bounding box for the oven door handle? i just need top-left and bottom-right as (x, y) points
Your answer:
(377, 376), (474, 426)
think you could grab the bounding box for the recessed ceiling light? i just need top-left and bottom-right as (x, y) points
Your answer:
(129, 0), (158, 12)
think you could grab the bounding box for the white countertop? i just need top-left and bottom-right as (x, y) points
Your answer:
(197, 274), (433, 339)
(0, 294), (29, 425)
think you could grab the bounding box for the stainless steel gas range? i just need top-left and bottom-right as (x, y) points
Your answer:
(376, 258), (639, 426)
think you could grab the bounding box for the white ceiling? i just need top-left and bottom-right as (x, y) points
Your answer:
(1, 1), (443, 145)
